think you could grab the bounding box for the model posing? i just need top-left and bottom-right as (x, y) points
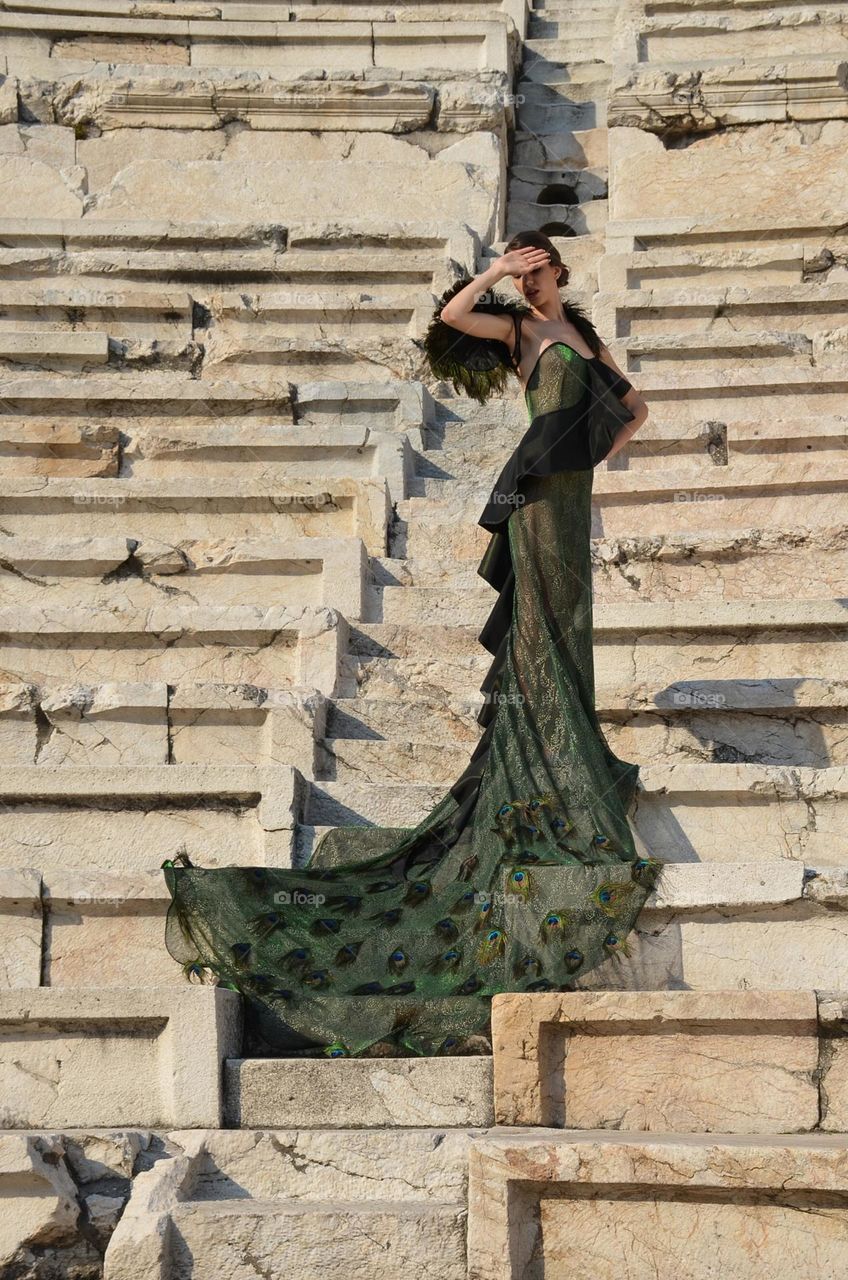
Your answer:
(161, 230), (663, 1059)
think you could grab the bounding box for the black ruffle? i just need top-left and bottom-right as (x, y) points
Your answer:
(448, 357), (636, 812)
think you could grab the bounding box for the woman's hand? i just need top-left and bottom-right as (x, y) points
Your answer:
(493, 245), (551, 279)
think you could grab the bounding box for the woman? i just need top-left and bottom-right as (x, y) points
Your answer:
(161, 230), (663, 1059)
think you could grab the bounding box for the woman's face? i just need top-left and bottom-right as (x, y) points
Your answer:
(511, 256), (562, 304)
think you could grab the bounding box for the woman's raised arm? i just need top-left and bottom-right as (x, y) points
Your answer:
(439, 245), (551, 345)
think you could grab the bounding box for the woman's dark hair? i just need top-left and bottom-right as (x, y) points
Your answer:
(503, 229), (602, 357)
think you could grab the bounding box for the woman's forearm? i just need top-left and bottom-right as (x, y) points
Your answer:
(440, 262), (507, 322)
(604, 405), (648, 461)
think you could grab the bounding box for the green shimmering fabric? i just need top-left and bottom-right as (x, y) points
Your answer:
(161, 344), (663, 1058)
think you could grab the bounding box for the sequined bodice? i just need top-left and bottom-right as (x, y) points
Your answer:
(524, 342), (589, 421)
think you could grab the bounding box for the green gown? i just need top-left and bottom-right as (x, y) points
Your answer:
(161, 338), (664, 1058)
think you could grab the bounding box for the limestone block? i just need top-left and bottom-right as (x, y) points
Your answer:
(50, 74), (440, 132)
(0, 122), (75, 166)
(0, 330), (108, 364)
(0, 77), (17, 125)
(609, 121), (848, 223)
(0, 869), (42, 988)
(0, 764), (301, 872)
(0, 155), (82, 217)
(0, 987), (241, 1127)
(168, 1200), (467, 1278)
(0, 1130), (152, 1274)
(103, 1127), (477, 1279)
(42, 868), (174, 987)
(313, 763), (847, 864)
(125, 421), (409, 489)
(226, 1055), (494, 1127)
(0, 533), (368, 618)
(0, 419), (120, 477)
(169, 683), (326, 768)
(635, 6), (848, 63)
(0, 602), (342, 692)
(491, 990), (818, 1132)
(0, 1133), (81, 1271)
(467, 1131), (848, 1279)
(669, 910), (848, 990)
(83, 153), (499, 238)
(0, 684), (38, 764)
(0, 471), (390, 555)
(103, 1130), (206, 1280)
(35, 682), (168, 766)
(818, 993), (848, 1133)
(610, 61), (848, 132)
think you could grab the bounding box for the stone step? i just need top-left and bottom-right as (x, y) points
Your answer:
(0, 764), (303, 872)
(368, 576), (848, 624)
(508, 164), (608, 204)
(0, 14), (510, 77)
(526, 17), (613, 44)
(304, 763), (848, 864)
(0, 217), (450, 289)
(323, 674), (848, 768)
(0, 680), (323, 771)
(0, 414), (407, 486)
(423, 403), (848, 472)
(0, 288), (432, 351)
(30, 860), (848, 992)
(225, 1055), (493, 1127)
(510, 125), (609, 169)
(598, 278), (848, 331)
(0, 533), (365, 616)
(342, 596), (848, 680)
(395, 462), (848, 548)
(0, 331), (109, 367)
(467, 1130), (848, 1277)
(0, 986), (240, 1128)
(504, 196), (609, 238)
(519, 48), (613, 85)
(617, 327), (848, 373)
(491, 989), (825, 1132)
(598, 218), (840, 291)
(0, 371), (424, 430)
(376, 523), (848, 601)
(103, 1128), (478, 1279)
(516, 91), (605, 132)
(165, 1199), (468, 1279)
(0, 474), (388, 554)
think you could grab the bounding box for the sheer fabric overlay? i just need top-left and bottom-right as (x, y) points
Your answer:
(162, 345), (663, 1058)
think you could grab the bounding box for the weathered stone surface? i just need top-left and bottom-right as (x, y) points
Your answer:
(103, 1127), (479, 1278)
(467, 1131), (848, 1279)
(491, 990), (819, 1132)
(610, 120), (848, 223)
(0, 987), (241, 1127)
(0, 868), (42, 988)
(226, 1055), (494, 1127)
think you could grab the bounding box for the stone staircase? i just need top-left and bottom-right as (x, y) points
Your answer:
(507, 0), (618, 236)
(3, 0), (848, 1271)
(7, 989), (848, 1276)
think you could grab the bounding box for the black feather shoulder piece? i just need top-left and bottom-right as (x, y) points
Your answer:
(421, 275), (532, 405)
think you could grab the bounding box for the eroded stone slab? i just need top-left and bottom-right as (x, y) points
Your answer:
(491, 990), (819, 1132)
(467, 1130), (848, 1279)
